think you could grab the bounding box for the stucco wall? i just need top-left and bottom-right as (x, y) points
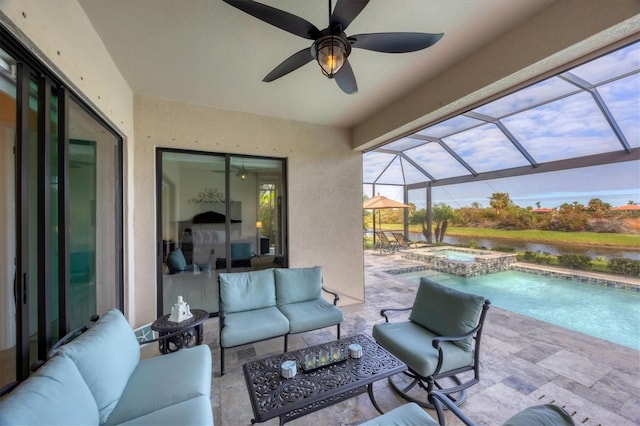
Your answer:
(133, 96), (364, 325)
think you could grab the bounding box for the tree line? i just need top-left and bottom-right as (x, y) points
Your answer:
(365, 193), (638, 242)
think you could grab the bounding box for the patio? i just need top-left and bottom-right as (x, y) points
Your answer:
(146, 251), (640, 425)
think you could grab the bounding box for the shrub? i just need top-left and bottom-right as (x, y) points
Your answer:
(519, 251), (554, 264)
(492, 246), (515, 252)
(608, 258), (640, 277)
(586, 218), (627, 233)
(557, 254), (592, 270)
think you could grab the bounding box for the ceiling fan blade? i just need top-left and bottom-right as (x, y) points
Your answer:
(222, 0), (320, 40)
(350, 32), (444, 53)
(263, 48), (314, 82)
(335, 60), (357, 94)
(330, 0), (369, 31)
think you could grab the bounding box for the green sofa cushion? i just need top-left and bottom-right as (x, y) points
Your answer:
(278, 298), (343, 334)
(219, 268), (276, 313)
(359, 402), (437, 426)
(0, 354), (100, 426)
(372, 321), (474, 378)
(275, 266), (322, 305)
(221, 306), (289, 348)
(409, 277), (485, 351)
(105, 345), (212, 426)
(115, 396), (214, 426)
(503, 404), (575, 426)
(51, 308), (140, 424)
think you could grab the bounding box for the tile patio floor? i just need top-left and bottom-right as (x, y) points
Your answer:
(147, 250), (640, 425)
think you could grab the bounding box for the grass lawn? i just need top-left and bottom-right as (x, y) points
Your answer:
(379, 224), (640, 249)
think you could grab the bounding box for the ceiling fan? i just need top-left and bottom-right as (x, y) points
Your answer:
(210, 160), (269, 180)
(211, 166), (252, 180)
(222, 0), (444, 94)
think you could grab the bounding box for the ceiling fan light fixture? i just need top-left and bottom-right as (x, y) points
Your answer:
(315, 35), (350, 78)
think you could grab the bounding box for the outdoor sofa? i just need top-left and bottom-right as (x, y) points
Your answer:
(0, 309), (213, 425)
(218, 266), (343, 375)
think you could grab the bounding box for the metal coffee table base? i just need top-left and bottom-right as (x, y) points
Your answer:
(243, 334), (406, 425)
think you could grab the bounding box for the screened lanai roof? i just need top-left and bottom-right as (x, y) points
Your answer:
(363, 41), (640, 189)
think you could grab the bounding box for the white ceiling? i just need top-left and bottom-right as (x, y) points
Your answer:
(78, 0), (557, 129)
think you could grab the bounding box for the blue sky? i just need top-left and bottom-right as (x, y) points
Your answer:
(366, 161), (640, 210)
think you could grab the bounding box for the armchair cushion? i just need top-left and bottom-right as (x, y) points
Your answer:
(359, 402), (437, 426)
(409, 277), (485, 351)
(372, 321), (474, 378)
(275, 266), (322, 305)
(50, 308), (140, 423)
(503, 404), (576, 426)
(219, 268), (276, 313)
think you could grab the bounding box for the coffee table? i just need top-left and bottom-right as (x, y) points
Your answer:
(243, 334), (406, 425)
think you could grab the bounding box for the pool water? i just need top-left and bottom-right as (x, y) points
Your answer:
(432, 250), (476, 262)
(399, 270), (640, 350)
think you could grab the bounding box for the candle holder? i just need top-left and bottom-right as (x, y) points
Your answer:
(280, 360), (297, 378)
(330, 346), (341, 362)
(348, 343), (363, 358)
(300, 346), (348, 373)
(318, 349), (329, 366)
(304, 353), (316, 370)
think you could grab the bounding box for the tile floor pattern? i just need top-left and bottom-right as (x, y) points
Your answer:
(143, 252), (639, 425)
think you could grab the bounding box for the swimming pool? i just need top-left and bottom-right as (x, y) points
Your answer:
(432, 249), (477, 262)
(397, 269), (640, 350)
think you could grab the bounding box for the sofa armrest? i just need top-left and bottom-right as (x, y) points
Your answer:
(322, 287), (340, 305)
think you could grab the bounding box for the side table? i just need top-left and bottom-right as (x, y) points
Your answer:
(150, 309), (209, 354)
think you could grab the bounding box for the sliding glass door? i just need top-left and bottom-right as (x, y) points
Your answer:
(0, 32), (123, 390)
(157, 150), (287, 317)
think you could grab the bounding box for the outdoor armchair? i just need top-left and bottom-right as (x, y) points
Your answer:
(429, 387), (576, 425)
(372, 277), (490, 408)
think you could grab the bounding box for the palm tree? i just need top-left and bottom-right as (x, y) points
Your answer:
(433, 203), (456, 243)
(489, 192), (512, 216)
